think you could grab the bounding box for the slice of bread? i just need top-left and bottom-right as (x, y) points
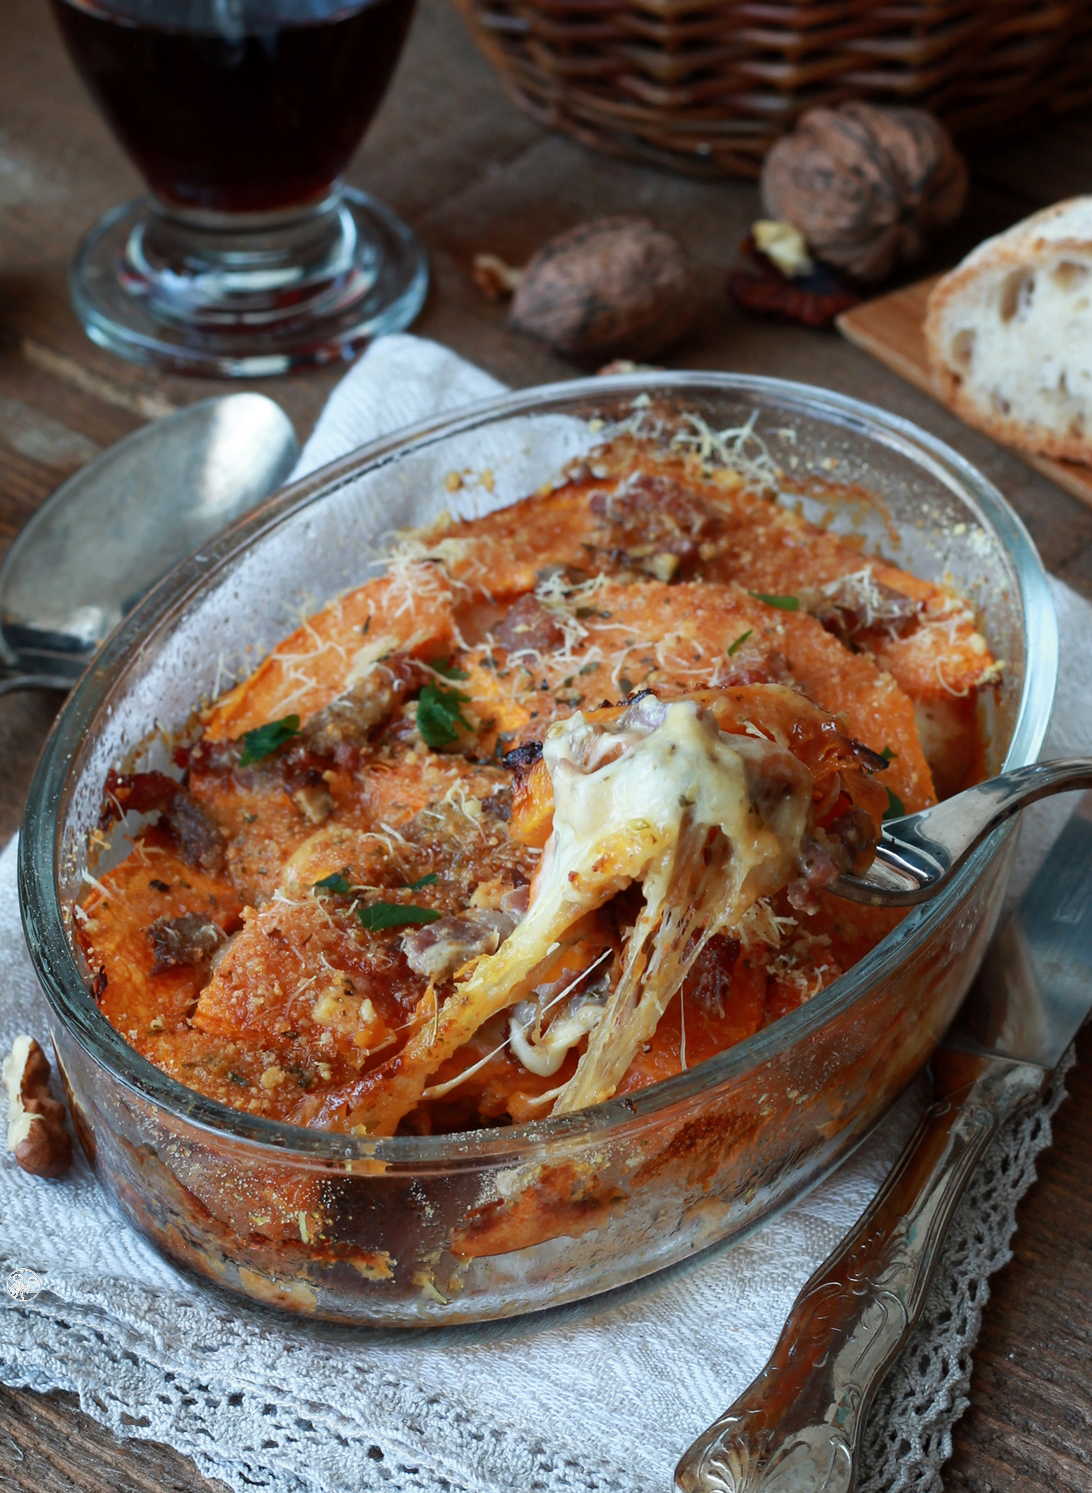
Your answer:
(924, 197), (1092, 463)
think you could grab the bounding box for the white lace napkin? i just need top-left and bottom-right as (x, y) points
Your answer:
(2, 335), (1090, 1493)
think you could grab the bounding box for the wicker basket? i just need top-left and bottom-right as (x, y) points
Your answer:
(452, 0), (1092, 178)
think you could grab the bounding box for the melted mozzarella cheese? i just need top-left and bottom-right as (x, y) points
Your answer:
(509, 997), (605, 1078)
(541, 697), (810, 1111)
(340, 695), (812, 1132)
(538, 695), (804, 906)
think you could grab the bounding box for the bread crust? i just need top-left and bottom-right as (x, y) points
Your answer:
(924, 196), (1092, 464)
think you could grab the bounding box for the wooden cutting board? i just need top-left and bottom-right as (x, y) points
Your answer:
(836, 277), (1092, 511)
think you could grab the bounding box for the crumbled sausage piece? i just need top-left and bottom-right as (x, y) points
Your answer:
(2, 1035), (72, 1179)
(500, 883), (531, 921)
(495, 595), (565, 657)
(168, 791), (226, 874)
(800, 571), (921, 645)
(789, 806), (877, 911)
(590, 473), (719, 574)
(99, 770), (225, 874)
(302, 656), (428, 756)
(99, 769), (180, 828)
(147, 913), (226, 975)
(402, 911), (518, 984)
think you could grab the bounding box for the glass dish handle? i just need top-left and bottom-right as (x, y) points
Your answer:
(674, 1048), (1046, 1493)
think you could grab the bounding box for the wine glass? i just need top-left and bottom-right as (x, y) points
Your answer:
(51, 0), (427, 377)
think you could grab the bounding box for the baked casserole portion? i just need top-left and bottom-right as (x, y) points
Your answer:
(79, 432), (999, 1140)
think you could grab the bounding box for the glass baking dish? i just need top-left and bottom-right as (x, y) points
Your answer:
(19, 373), (1057, 1325)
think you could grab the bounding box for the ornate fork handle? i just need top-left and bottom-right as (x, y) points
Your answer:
(674, 1049), (1046, 1493)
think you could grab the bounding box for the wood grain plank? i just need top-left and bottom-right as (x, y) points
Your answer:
(835, 276), (940, 394)
(837, 280), (1092, 511)
(0, 1386), (228, 1493)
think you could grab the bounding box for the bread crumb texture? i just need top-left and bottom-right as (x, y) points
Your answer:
(925, 196), (1092, 462)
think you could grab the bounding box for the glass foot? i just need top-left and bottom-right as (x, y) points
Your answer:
(70, 188), (429, 378)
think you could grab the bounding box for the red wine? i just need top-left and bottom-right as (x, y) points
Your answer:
(51, 0), (417, 215)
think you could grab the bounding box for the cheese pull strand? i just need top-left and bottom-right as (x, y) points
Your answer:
(549, 698), (809, 1112)
(342, 696), (811, 1134)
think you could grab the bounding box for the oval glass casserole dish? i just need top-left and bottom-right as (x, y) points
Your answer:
(20, 375), (1057, 1326)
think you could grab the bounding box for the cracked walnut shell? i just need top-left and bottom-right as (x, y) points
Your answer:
(761, 104), (968, 283)
(3, 1034), (72, 1178)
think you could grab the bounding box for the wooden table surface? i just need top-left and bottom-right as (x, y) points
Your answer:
(2, 1), (1092, 1488)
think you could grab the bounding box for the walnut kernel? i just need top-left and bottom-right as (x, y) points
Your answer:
(2, 1035), (72, 1179)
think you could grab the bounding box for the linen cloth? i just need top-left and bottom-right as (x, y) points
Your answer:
(2, 335), (1089, 1493)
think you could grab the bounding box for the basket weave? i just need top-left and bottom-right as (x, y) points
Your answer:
(453, 0), (1092, 178)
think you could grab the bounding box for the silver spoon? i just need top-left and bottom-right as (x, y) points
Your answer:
(0, 393), (298, 697)
(836, 758), (1092, 906)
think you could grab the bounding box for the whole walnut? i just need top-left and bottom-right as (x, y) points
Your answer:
(761, 104), (968, 283)
(508, 217), (697, 362)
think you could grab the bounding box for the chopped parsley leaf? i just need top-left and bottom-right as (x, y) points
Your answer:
(313, 871), (353, 895)
(728, 629), (753, 657)
(405, 872), (438, 891)
(357, 902), (442, 933)
(430, 657), (470, 681)
(238, 713), (300, 766)
(619, 675), (634, 695)
(417, 681), (472, 747)
(880, 746), (897, 761)
(883, 788), (906, 821)
(748, 592), (799, 611)
(579, 661), (600, 675)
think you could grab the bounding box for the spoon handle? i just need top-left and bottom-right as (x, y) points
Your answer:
(0, 672), (69, 697)
(674, 1048), (1045, 1493)
(838, 757), (1092, 906)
